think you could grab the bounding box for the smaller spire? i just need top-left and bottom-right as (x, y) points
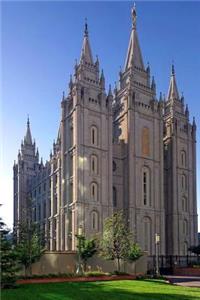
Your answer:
(80, 18), (93, 64)
(100, 69), (105, 89)
(159, 92), (163, 102)
(69, 74), (73, 92)
(151, 76), (156, 93)
(193, 117), (196, 128)
(185, 104), (189, 118)
(108, 84), (113, 97)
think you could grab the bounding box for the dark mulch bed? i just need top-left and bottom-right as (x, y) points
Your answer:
(17, 275), (136, 284)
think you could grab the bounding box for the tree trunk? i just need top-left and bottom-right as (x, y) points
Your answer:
(117, 258), (120, 272)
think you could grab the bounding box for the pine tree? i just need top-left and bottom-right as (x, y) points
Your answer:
(0, 219), (19, 288)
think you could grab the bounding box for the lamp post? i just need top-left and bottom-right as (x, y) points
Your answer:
(75, 225), (83, 275)
(155, 233), (160, 277)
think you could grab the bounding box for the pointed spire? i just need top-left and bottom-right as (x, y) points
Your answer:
(24, 116), (32, 145)
(108, 84), (113, 97)
(124, 4), (144, 71)
(193, 117), (196, 129)
(185, 104), (189, 118)
(80, 18), (93, 64)
(100, 69), (105, 89)
(151, 76), (156, 93)
(167, 64), (179, 101)
(159, 92), (163, 102)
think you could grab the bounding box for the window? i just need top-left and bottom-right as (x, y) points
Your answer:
(91, 126), (98, 146)
(91, 155), (98, 174)
(43, 201), (46, 218)
(181, 151), (186, 167)
(113, 187), (117, 207)
(181, 174), (187, 190)
(39, 186), (41, 194)
(183, 219), (188, 235)
(91, 211), (98, 231)
(142, 167), (150, 206)
(182, 197), (187, 212)
(90, 182), (98, 201)
(143, 217), (152, 254)
(113, 161), (117, 172)
(142, 127), (150, 156)
(43, 182), (46, 191)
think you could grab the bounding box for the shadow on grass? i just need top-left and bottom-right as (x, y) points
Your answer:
(2, 280), (200, 300)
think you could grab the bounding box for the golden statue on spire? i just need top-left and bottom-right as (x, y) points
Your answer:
(132, 3), (137, 29)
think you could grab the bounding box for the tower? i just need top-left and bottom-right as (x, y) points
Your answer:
(164, 65), (198, 255)
(13, 118), (39, 233)
(113, 6), (165, 258)
(60, 21), (113, 250)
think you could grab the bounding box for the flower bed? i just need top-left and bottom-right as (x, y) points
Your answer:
(173, 267), (200, 276)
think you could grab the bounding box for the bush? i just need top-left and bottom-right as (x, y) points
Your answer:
(110, 270), (129, 276)
(84, 271), (109, 277)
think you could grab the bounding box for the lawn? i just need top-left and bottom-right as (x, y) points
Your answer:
(2, 279), (200, 300)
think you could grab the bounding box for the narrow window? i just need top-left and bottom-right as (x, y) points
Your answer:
(142, 167), (150, 206)
(91, 182), (98, 201)
(91, 126), (98, 146)
(91, 155), (98, 174)
(113, 187), (117, 207)
(91, 211), (98, 230)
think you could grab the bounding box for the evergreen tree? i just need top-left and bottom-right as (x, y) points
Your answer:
(0, 219), (19, 288)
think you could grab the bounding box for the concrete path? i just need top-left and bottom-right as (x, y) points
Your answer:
(166, 275), (200, 288)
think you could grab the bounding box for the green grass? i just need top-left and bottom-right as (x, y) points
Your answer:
(2, 280), (200, 300)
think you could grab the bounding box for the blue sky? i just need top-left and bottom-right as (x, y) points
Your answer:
(1, 1), (200, 230)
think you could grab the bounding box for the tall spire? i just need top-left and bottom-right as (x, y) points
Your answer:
(167, 64), (179, 101)
(124, 4), (144, 71)
(24, 116), (32, 145)
(80, 18), (93, 64)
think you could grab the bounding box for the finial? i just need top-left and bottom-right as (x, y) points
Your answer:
(171, 63), (175, 76)
(108, 84), (113, 96)
(151, 76), (156, 92)
(159, 92), (163, 102)
(84, 18), (88, 37)
(27, 114), (30, 127)
(62, 91), (65, 100)
(131, 3), (137, 29)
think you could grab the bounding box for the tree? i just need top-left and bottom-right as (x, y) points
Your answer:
(16, 222), (45, 277)
(127, 243), (143, 275)
(79, 237), (97, 272)
(99, 211), (132, 271)
(15, 196), (45, 276)
(0, 219), (19, 288)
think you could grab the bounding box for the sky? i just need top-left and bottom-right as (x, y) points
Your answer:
(1, 1), (200, 231)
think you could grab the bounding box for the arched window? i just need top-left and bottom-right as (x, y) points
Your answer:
(142, 127), (150, 156)
(142, 167), (150, 206)
(91, 155), (98, 175)
(181, 174), (187, 190)
(91, 211), (98, 231)
(113, 187), (117, 207)
(90, 182), (98, 201)
(91, 126), (98, 146)
(181, 150), (186, 167)
(143, 217), (152, 254)
(182, 197), (187, 212)
(183, 219), (188, 235)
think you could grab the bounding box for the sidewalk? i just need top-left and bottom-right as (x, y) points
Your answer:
(166, 275), (200, 288)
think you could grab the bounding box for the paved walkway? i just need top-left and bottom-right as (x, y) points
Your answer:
(166, 276), (200, 288)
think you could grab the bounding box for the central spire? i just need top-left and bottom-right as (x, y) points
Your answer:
(24, 116), (32, 145)
(167, 64), (179, 101)
(124, 4), (144, 71)
(80, 19), (93, 64)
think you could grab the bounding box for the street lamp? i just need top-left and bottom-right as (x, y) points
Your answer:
(75, 225), (84, 275)
(155, 233), (160, 277)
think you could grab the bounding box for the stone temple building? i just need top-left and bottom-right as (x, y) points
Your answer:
(13, 6), (198, 262)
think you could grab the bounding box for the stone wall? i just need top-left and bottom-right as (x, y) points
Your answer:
(30, 251), (147, 275)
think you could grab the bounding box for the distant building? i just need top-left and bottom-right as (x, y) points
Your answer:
(13, 6), (198, 261)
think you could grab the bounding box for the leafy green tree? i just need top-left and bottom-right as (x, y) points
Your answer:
(0, 219), (19, 288)
(99, 211), (132, 271)
(79, 237), (97, 271)
(16, 222), (45, 276)
(15, 196), (45, 276)
(127, 243), (143, 275)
